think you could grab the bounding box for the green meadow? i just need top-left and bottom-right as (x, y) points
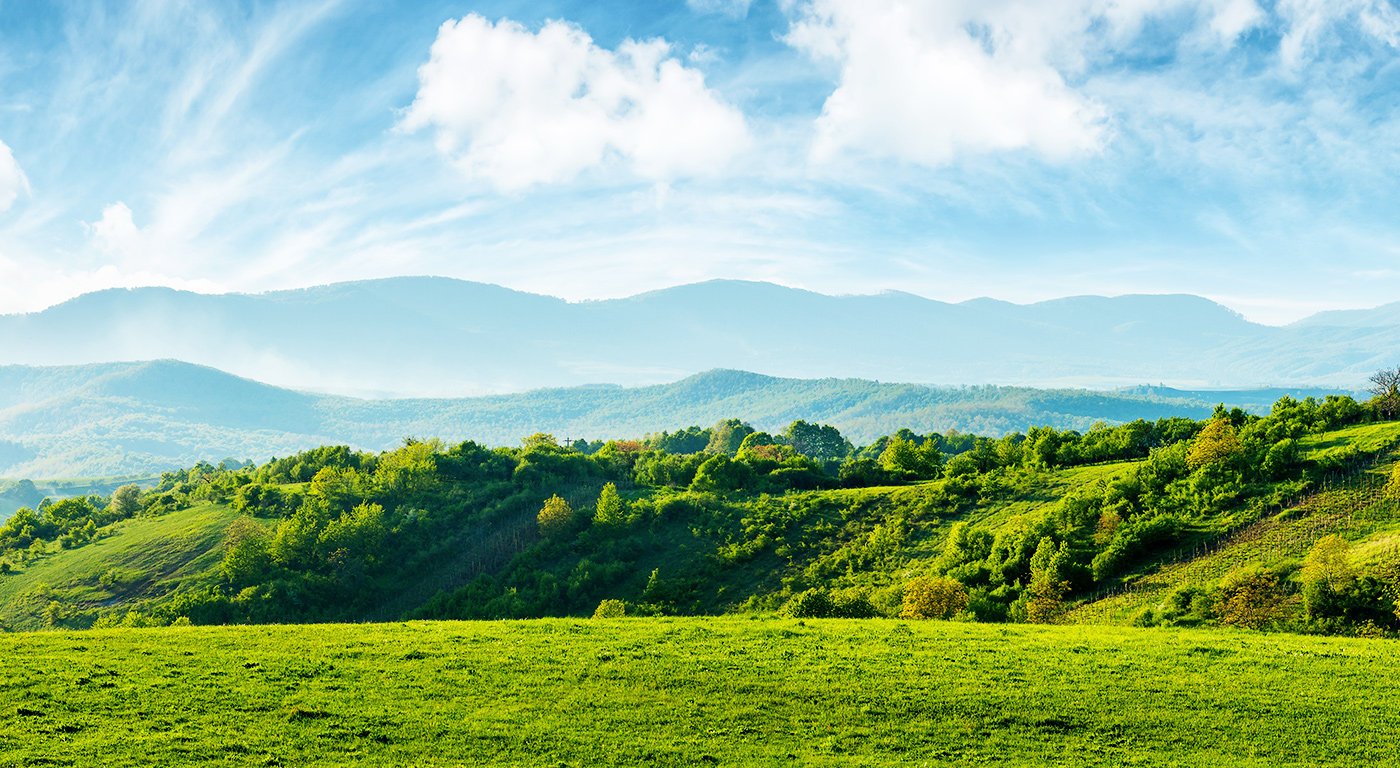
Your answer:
(2, 618), (1397, 767)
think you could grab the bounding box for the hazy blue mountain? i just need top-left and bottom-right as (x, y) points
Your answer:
(0, 277), (1382, 398)
(0, 360), (1351, 480)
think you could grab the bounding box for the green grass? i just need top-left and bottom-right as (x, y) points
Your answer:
(0, 502), (242, 630)
(1298, 421), (1400, 458)
(0, 618), (1396, 767)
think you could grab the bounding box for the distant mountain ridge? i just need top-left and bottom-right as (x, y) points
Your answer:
(0, 277), (1387, 397)
(0, 360), (1352, 480)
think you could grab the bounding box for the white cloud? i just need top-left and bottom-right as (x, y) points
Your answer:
(0, 140), (30, 211)
(89, 202), (142, 256)
(687, 0), (755, 19)
(401, 14), (751, 191)
(782, 0), (1273, 167)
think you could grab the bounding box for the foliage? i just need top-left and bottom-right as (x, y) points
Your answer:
(537, 495), (574, 538)
(899, 576), (967, 619)
(592, 599), (626, 619)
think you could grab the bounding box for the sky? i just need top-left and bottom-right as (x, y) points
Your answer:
(0, 0), (1398, 325)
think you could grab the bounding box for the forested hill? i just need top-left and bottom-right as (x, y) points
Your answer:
(0, 360), (1350, 479)
(5, 388), (1399, 641)
(0, 277), (1392, 396)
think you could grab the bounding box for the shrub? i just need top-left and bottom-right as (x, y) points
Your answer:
(1217, 569), (1285, 629)
(1091, 515), (1183, 580)
(900, 576), (968, 620)
(592, 599), (625, 619)
(830, 586), (880, 618)
(783, 588), (834, 618)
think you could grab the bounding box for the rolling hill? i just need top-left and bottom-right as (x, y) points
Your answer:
(0, 360), (1350, 479)
(0, 277), (1394, 397)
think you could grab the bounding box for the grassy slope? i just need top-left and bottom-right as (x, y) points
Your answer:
(1, 618), (1396, 767)
(0, 502), (241, 630)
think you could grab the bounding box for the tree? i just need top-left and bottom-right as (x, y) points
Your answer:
(110, 484), (143, 516)
(783, 421), (851, 463)
(1368, 366), (1400, 419)
(1217, 569), (1284, 628)
(1186, 418), (1242, 470)
(706, 419), (754, 456)
(43, 600), (66, 626)
(592, 483), (625, 528)
(222, 517), (274, 587)
(690, 454), (754, 493)
(537, 495), (574, 537)
(901, 576), (968, 619)
(1025, 537), (1072, 624)
(11, 479), (42, 509)
(522, 433), (560, 450)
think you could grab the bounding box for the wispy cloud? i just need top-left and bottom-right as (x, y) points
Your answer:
(0, 0), (1398, 327)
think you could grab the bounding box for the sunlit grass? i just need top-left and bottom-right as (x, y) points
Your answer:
(0, 618), (1394, 767)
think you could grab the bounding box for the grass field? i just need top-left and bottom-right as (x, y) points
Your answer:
(1, 618), (1396, 767)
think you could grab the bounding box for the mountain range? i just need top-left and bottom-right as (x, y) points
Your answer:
(2, 277), (1396, 397)
(0, 360), (1351, 481)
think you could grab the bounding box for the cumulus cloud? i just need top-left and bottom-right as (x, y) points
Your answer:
(401, 14), (750, 191)
(783, 0), (1271, 167)
(0, 140), (30, 211)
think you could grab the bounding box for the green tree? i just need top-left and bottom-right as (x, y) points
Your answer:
(1187, 418), (1242, 470)
(691, 454), (754, 493)
(537, 495), (574, 537)
(783, 421), (852, 463)
(1217, 569), (1284, 629)
(222, 517), (273, 587)
(592, 483), (626, 528)
(110, 484), (143, 516)
(522, 433), (560, 450)
(706, 419), (755, 456)
(1025, 537), (1071, 624)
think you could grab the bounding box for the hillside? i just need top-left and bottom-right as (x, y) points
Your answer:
(0, 360), (1343, 479)
(2, 392), (1398, 640)
(2, 619), (1396, 767)
(0, 277), (1393, 396)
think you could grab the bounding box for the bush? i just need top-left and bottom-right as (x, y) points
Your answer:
(1217, 568), (1285, 629)
(592, 599), (625, 619)
(783, 586), (880, 618)
(900, 576), (968, 619)
(1091, 515), (1183, 580)
(783, 588), (834, 618)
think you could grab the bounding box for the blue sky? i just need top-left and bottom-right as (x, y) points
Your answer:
(0, 0), (1398, 324)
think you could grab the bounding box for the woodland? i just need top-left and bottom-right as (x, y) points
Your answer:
(2, 382), (1398, 639)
